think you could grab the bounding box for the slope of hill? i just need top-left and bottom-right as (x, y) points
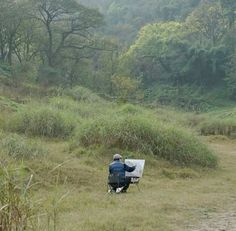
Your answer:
(1, 82), (236, 230)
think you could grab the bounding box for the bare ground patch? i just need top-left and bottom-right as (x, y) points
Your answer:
(187, 140), (236, 231)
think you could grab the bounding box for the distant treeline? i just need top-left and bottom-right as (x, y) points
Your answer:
(1, 0), (236, 106)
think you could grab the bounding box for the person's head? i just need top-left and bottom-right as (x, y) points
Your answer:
(113, 153), (122, 161)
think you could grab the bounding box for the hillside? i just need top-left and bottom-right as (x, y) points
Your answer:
(0, 82), (236, 230)
(79, 0), (201, 45)
(1, 0), (236, 229)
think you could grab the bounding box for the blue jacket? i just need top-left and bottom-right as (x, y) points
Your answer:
(109, 160), (135, 183)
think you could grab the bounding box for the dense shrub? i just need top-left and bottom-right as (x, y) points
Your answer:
(6, 106), (76, 138)
(0, 134), (46, 159)
(76, 115), (217, 167)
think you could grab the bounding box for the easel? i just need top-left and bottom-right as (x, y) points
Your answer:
(130, 177), (141, 192)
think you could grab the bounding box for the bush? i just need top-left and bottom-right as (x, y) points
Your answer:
(0, 134), (47, 159)
(6, 106), (76, 138)
(75, 115), (217, 167)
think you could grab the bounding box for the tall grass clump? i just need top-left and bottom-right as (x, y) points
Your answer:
(49, 96), (114, 119)
(117, 103), (144, 115)
(6, 106), (76, 138)
(76, 116), (217, 167)
(0, 134), (47, 159)
(49, 97), (80, 112)
(200, 119), (236, 137)
(65, 86), (104, 103)
(0, 164), (37, 230)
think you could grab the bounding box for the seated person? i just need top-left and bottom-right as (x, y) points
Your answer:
(108, 154), (136, 193)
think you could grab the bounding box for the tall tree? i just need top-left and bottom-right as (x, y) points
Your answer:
(0, 0), (27, 65)
(32, 0), (103, 68)
(185, 2), (228, 46)
(220, 0), (236, 28)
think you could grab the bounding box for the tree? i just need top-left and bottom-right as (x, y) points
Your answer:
(32, 0), (103, 68)
(111, 75), (142, 102)
(225, 53), (236, 99)
(220, 0), (236, 28)
(122, 22), (189, 86)
(0, 0), (27, 65)
(185, 2), (228, 46)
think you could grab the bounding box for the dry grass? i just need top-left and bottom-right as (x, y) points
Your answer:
(26, 139), (236, 231)
(0, 85), (235, 230)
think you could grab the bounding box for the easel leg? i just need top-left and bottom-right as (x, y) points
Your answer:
(136, 183), (141, 192)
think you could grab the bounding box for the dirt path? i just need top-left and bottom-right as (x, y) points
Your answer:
(189, 210), (236, 231)
(188, 140), (236, 231)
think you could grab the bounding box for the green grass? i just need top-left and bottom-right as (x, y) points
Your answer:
(198, 107), (236, 137)
(64, 86), (105, 103)
(145, 84), (235, 112)
(75, 115), (217, 167)
(6, 105), (76, 139)
(30, 139), (236, 231)
(0, 96), (21, 112)
(0, 133), (47, 159)
(0, 163), (38, 230)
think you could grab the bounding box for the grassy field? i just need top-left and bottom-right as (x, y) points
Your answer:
(0, 85), (236, 230)
(23, 138), (235, 231)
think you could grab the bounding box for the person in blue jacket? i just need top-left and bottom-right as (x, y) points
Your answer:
(108, 153), (136, 193)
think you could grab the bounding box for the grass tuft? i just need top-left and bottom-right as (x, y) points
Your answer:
(75, 115), (217, 167)
(65, 86), (104, 103)
(0, 134), (47, 159)
(6, 106), (76, 138)
(200, 119), (236, 137)
(0, 164), (37, 230)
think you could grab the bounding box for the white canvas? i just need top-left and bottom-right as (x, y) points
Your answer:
(125, 159), (145, 178)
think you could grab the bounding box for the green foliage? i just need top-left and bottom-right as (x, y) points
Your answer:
(80, 0), (201, 44)
(145, 84), (216, 112)
(111, 75), (143, 102)
(75, 115), (217, 167)
(0, 63), (11, 77)
(6, 106), (76, 138)
(117, 1), (235, 106)
(0, 134), (47, 159)
(37, 65), (63, 86)
(225, 54), (236, 99)
(0, 96), (21, 112)
(185, 2), (228, 46)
